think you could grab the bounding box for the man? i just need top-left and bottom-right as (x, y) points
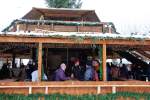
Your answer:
(72, 59), (85, 81)
(54, 63), (70, 81)
(84, 61), (94, 81)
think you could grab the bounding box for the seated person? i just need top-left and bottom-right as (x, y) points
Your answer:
(31, 70), (48, 82)
(0, 63), (10, 79)
(84, 61), (94, 81)
(31, 63), (48, 82)
(53, 63), (70, 81)
(71, 59), (85, 81)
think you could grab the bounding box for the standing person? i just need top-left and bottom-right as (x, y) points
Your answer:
(71, 59), (85, 81)
(84, 61), (94, 81)
(26, 60), (33, 80)
(92, 60), (100, 81)
(106, 62), (112, 81)
(18, 63), (26, 81)
(54, 63), (70, 81)
(147, 63), (150, 81)
(120, 64), (129, 80)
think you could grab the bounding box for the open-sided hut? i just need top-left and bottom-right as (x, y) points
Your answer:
(0, 7), (150, 95)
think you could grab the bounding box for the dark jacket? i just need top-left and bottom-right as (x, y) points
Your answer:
(72, 65), (85, 81)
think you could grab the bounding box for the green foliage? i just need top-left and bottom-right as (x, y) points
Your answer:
(99, 46), (103, 81)
(45, 0), (82, 8)
(0, 92), (150, 100)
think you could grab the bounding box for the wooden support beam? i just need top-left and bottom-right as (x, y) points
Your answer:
(46, 48), (48, 72)
(102, 44), (107, 81)
(20, 58), (21, 67)
(38, 43), (42, 81)
(12, 52), (16, 68)
(0, 36), (150, 46)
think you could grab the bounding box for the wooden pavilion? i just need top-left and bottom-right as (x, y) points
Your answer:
(0, 7), (150, 95)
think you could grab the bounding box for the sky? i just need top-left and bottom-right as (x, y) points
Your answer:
(0, 0), (150, 34)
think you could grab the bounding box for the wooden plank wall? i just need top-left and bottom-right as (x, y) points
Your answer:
(0, 85), (150, 95)
(18, 24), (102, 32)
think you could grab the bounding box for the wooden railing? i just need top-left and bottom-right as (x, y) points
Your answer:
(0, 85), (150, 94)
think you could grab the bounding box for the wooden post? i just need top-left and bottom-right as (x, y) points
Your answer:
(12, 52), (16, 68)
(66, 48), (69, 66)
(46, 48), (48, 71)
(38, 43), (42, 81)
(102, 44), (107, 81)
(51, 23), (54, 31)
(20, 58), (21, 67)
(6, 58), (9, 66)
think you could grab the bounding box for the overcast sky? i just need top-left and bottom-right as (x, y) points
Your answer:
(0, 0), (150, 34)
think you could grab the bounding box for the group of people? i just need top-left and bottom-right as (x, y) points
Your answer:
(106, 62), (150, 81)
(26, 60), (47, 82)
(0, 58), (149, 82)
(52, 59), (101, 81)
(0, 60), (47, 82)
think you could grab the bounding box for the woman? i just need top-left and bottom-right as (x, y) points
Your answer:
(54, 63), (70, 81)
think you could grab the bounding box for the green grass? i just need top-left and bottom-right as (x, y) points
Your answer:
(0, 92), (149, 100)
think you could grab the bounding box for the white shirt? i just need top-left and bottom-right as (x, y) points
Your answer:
(31, 70), (48, 82)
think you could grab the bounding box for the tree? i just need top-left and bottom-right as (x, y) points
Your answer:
(45, 0), (82, 8)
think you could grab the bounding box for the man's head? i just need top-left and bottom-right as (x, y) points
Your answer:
(74, 59), (80, 66)
(86, 61), (92, 68)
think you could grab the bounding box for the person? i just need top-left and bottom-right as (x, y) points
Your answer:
(120, 64), (129, 80)
(31, 70), (48, 82)
(71, 59), (85, 81)
(84, 61), (94, 81)
(18, 63), (26, 81)
(92, 60), (100, 81)
(135, 65), (143, 80)
(147, 62), (150, 81)
(54, 63), (70, 81)
(106, 62), (112, 81)
(110, 64), (119, 81)
(31, 63), (48, 82)
(65, 57), (76, 77)
(26, 60), (33, 80)
(0, 63), (10, 79)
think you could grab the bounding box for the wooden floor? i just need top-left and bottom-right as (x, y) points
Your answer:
(0, 81), (150, 95)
